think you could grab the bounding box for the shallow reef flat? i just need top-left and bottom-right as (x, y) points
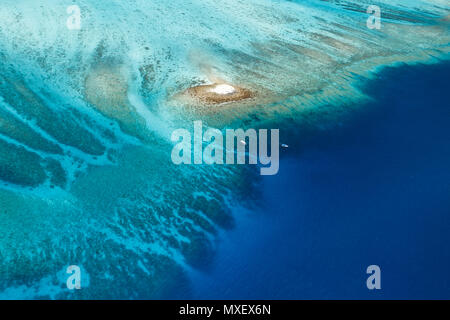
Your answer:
(0, 0), (448, 298)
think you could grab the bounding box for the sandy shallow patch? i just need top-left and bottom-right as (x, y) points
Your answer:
(185, 82), (254, 105)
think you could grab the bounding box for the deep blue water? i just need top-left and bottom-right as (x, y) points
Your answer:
(189, 60), (450, 299)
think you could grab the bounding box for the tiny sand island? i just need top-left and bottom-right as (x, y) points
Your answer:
(185, 83), (254, 105)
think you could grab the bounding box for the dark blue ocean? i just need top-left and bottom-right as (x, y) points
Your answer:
(188, 61), (450, 299)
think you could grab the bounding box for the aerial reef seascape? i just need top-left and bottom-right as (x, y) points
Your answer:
(0, 0), (449, 299)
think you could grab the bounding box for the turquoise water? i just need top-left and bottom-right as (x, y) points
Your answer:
(0, 0), (449, 299)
